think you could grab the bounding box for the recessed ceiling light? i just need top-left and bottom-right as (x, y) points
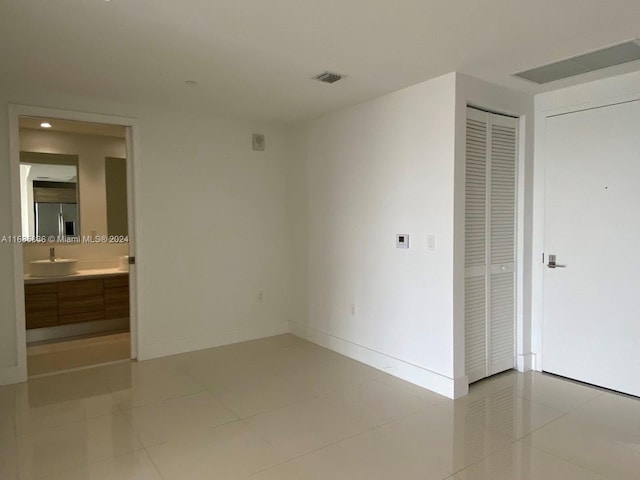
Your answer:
(40, 122), (52, 128)
(185, 80), (198, 86)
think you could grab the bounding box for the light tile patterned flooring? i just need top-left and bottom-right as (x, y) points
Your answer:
(1, 334), (638, 479)
(27, 333), (131, 377)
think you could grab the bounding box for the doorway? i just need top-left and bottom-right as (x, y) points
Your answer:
(542, 99), (640, 397)
(8, 106), (138, 380)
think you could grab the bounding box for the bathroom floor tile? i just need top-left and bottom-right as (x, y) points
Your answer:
(27, 333), (131, 377)
(146, 420), (285, 480)
(122, 391), (238, 446)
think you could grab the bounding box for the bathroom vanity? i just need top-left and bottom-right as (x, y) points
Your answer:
(24, 270), (129, 341)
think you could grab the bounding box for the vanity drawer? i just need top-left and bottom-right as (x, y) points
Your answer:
(59, 310), (105, 325)
(25, 293), (58, 329)
(25, 283), (58, 295)
(105, 287), (129, 319)
(58, 279), (104, 316)
(104, 275), (129, 289)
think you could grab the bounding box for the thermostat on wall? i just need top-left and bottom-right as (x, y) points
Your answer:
(396, 234), (409, 249)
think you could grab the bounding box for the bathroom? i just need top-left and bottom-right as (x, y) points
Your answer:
(18, 116), (132, 376)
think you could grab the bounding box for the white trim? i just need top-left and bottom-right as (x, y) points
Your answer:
(290, 320), (467, 399)
(5, 104), (140, 386)
(517, 353), (535, 372)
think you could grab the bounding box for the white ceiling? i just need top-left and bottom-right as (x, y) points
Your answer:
(2, 0), (640, 123)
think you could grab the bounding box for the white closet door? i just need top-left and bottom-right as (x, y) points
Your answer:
(465, 107), (518, 384)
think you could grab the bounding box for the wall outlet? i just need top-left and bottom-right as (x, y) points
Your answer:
(350, 303), (356, 316)
(258, 290), (264, 302)
(252, 133), (265, 151)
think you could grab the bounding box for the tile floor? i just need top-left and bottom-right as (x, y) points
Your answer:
(27, 332), (131, 377)
(1, 333), (638, 479)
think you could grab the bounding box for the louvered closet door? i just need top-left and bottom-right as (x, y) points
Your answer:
(465, 107), (518, 384)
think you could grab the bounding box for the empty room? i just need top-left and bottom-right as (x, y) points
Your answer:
(1, 1), (639, 479)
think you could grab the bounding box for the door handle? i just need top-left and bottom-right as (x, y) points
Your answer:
(547, 254), (566, 268)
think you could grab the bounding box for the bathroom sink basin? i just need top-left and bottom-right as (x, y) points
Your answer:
(30, 259), (79, 277)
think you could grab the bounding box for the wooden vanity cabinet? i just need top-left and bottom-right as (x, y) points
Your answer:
(104, 276), (130, 319)
(58, 279), (104, 325)
(24, 283), (58, 329)
(25, 274), (129, 330)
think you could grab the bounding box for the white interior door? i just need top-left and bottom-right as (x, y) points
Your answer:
(543, 100), (640, 397)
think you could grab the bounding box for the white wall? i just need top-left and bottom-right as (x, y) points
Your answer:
(454, 74), (535, 378)
(532, 70), (640, 369)
(0, 85), (294, 384)
(292, 73), (462, 397)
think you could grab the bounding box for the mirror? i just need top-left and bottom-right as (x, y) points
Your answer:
(20, 152), (80, 241)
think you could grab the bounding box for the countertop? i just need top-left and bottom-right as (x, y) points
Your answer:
(24, 268), (129, 284)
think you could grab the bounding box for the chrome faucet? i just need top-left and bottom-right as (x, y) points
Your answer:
(49, 247), (56, 262)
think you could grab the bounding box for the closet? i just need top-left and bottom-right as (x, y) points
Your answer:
(464, 107), (518, 384)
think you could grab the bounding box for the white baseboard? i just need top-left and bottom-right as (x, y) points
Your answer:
(137, 321), (290, 361)
(517, 353), (535, 372)
(290, 320), (465, 399)
(0, 364), (26, 386)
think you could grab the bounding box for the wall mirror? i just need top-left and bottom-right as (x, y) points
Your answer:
(20, 152), (80, 240)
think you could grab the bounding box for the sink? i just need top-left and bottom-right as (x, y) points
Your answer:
(30, 259), (79, 277)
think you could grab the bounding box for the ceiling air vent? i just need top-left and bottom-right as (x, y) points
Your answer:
(515, 39), (640, 84)
(313, 72), (343, 84)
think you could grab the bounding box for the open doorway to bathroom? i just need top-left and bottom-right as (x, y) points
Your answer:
(14, 114), (136, 377)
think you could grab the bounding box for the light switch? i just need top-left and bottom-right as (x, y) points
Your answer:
(427, 235), (436, 251)
(396, 234), (409, 249)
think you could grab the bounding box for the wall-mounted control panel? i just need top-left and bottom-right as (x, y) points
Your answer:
(396, 234), (409, 249)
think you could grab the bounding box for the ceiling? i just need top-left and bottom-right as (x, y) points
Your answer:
(2, 0), (640, 123)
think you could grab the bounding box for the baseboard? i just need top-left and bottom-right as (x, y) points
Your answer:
(290, 320), (464, 399)
(137, 321), (290, 361)
(0, 364), (27, 386)
(517, 353), (535, 372)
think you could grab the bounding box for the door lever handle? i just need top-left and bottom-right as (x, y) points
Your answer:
(547, 254), (566, 269)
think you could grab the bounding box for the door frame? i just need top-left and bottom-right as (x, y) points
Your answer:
(531, 91), (640, 372)
(7, 104), (141, 382)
